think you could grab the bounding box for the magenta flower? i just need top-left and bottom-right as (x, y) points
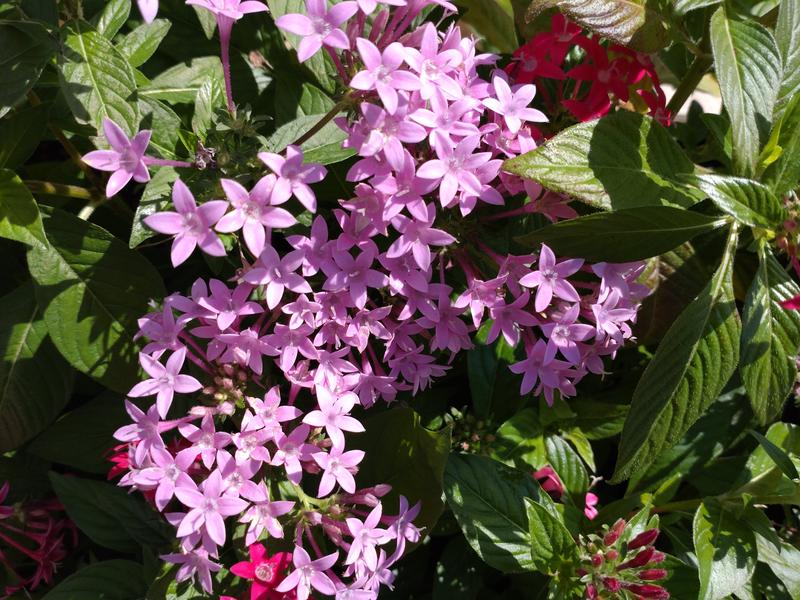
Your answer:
(313, 445), (365, 496)
(134, 447), (196, 511)
(540, 303), (595, 363)
(161, 549), (221, 594)
(386, 203), (455, 271)
(239, 482), (295, 545)
(258, 146), (326, 212)
(175, 471), (249, 546)
(113, 401), (167, 464)
(247, 386), (302, 436)
(351, 39), (420, 114)
(216, 328), (276, 375)
(128, 348), (202, 418)
(243, 245), (312, 309)
(584, 492), (599, 520)
(144, 178), (229, 267)
(302, 385), (364, 449)
(416, 134), (495, 208)
(345, 503), (386, 570)
(270, 424), (315, 484)
(196, 280), (263, 331)
(82, 118), (151, 198)
(403, 23), (463, 100)
(322, 243), (387, 308)
(215, 176), (297, 256)
(486, 291), (539, 347)
(230, 544), (292, 600)
(483, 73), (547, 133)
(275, 546), (338, 600)
(137, 0), (159, 22)
(275, 0), (358, 62)
(519, 244), (584, 312)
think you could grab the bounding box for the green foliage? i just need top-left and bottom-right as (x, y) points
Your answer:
(0, 20), (55, 115)
(525, 498), (578, 574)
(0, 168), (47, 246)
(41, 560), (149, 600)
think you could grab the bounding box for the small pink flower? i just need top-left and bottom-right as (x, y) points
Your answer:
(230, 544), (292, 600)
(275, 0), (357, 62)
(351, 39), (420, 114)
(175, 471), (249, 546)
(275, 545), (338, 600)
(144, 178), (229, 267)
(258, 145), (326, 212)
(82, 118), (151, 197)
(483, 73), (547, 134)
(302, 385), (364, 449)
(519, 244), (583, 312)
(312, 445), (365, 496)
(584, 492), (599, 520)
(128, 348), (202, 418)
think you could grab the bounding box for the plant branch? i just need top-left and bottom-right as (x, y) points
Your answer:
(291, 94), (355, 148)
(24, 180), (102, 202)
(666, 55), (713, 117)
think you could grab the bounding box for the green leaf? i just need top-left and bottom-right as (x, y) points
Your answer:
(562, 428), (596, 472)
(755, 534), (800, 598)
(117, 18), (171, 67)
(49, 472), (169, 553)
(273, 80), (335, 123)
(741, 244), (800, 424)
(672, 0), (721, 16)
(0, 103), (49, 170)
(92, 0), (131, 39)
(693, 499), (757, 600)
(28, 392), (129, 474)
(0, 169), (47, 246)
(351, 406), (451, 535)
(139, 56), (222, 104)
(457, 0), (517, 53)
(444, 453), (544, 572)
(689, 175), (787, 229)
(0, 21), (56, 114)
(503, 112), (698, 210)
(774, 0), (800, 119)
(262, 114), (354, 165)
(433, 536), (485, 600)
(492, 408), (546, 469)
(710, 7), (781, 177)
(0, 282), (73, 453)
(525, 498), (578, 574)
(526, 0), (669, 53)
(613, 226), (741, 481)
(515, 206), (726, 262)
(192, 72), (226, 140)
(129, 166), (178, 248)
(545, 435), (589, 496)
(117, 19), (172, 67)
(763, 93), (800, 195)
(59, 20), (140, 137)
(749, 429), (799, 481)
(568, 395), (629, 440)
(41, 560), (148, 600)
(138, 96), (181, 159)
(467, 343), (498, 418)
(27, 207), (165, 393)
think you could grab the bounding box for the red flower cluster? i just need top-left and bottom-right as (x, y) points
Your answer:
(506, 15), (670, 125)
(0, 482), (77, 598)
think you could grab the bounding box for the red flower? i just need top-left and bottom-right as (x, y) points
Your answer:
(230, 543), (293, 600)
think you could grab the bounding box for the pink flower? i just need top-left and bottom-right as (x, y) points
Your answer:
(345, 503), (386, 570)
(195, 280), (263, 331)
(275, 545), (338, 600)
(133, 447), (196, 511)
(144, 178), (229, 267)
(113, 401), (168, 464)
(350, 39), (420, 114)
(312, 445), (365, 496)
(386, 202), (455, 271)
(270, 424), (315, 484)
(302, 385), (365, 449)
(519, 244), (583, 312)
(186, 0), (268, 22)
(247, 386), (302, 436)
(483, 73), (547, 134)
(584, 492), (599, 520)
(243, 244), (312, 309)
(258, 146), (326, 212)
(540, 303), (595, 363)
(82, 118), (151, 197)
(175, 471), (249, 546)
(239, 483), (295, 545)
(178, 413), (232, 470)
(215, 176), (297, 256)
(161, 549), (221, 594)
(275, 0), (358, 62)
(533, 465), (564, 498)
(230, 544), (292, 600)
(322, 243), (387, 308)
(137, 0), (159, 23)
(127, 348), (202, 418)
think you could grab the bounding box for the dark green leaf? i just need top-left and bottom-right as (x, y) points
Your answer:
(138, 96), (181, 159)
(525, 498), (578, 574)
(467, 343), (498, 418)
(59, 20), (140, 137)
(0, 453), (51, 501)
(492, 408), (546, 469)
(749, 430), (799, 481)
(351, 406), (451, 535)
(192, 72), (225, 140)
(774, 0), (800, 119)
(503, 112), (698, 210)
(273, 80), (335, 124)
(526, 0), (669, 53)
(444, 453), (543, 572)
(41, 560), (148, 600)
(129, 166), (178, 248)
(763, 93), (800, 195)
(457, 0), (517, 53)
(92, 0), (131, 39)
(432, 536), (485, 600)
(515, 206), (726, 262)
(545, 435), (589, 496)
(710, 7), (781, 176)
(568, 395), (629, 440)
(0, 103), (48, 170)
(262, 114), (353, 165)
(27, 207), (165, 393)
(0, 21), (55, 114)
(0, 169), (47, 246)
(741, 244), (800, 424)
(139, 56), (222, 104)
(0, 282), (72, 453)
(613, 226), (741, 481)
(117, 19), (172, 68)
(49, 472), (169, 553)
(28, 392), (128, 474)
(689, 175), (787, 229)
(693, 499), (757, 600)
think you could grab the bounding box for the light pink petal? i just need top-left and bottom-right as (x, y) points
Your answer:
(239, 1), (269, 13)
(172, 179), (197, 213)
(243, 220), (266, 256)
(221, 179), (250, 205)
(328, 1), (358, 24)
(131, 130), (152, 155)
(144, 212), (184, 235)
(174, 374), (202, 393)
(103, 118), (130, 152)
(171, 235), (197, 266)
(215, 209), (246, 233)
(356, 38), (381, 70)
(106, 169), (133, 197)
(137, 0), (159, 22)
(82, 150), (120, 171)
(197, 232), (227, 257)
(276, 13), (314, 35)
(297, 35), (323, 62)
(262, 207), (297, 229)
(323, 28), (349, 50)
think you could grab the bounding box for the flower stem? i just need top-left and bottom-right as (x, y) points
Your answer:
(665, 55), (712, 117)
(291, 94), (356, 148)
(218, 17), (236, 115)
(143, 156), (194, 168)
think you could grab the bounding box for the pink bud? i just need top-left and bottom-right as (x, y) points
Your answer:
(605, 549), (619, 562)
(638, 568), (668, 581)
(622, 583), (670, 599)
(585, 583), (598, 599)
(627, 528), (659, 550)
(533, 465), (565, 499)
(604, 519), (626, 546)
(591, 552), (603, 567)
(618, 547), (655, 570)
(602, 577), (621, 592)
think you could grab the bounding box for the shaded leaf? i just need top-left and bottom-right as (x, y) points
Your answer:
(755, 534), (800, 598)
(139, 56), (222, 104)
(0, 103), (49, 170)
(0, 21), (55, 114)
(129, 166), (178, 248)
(192, 72), (226, 140)
(0, 169), (47, 247)
(41, 560), (148, 600)
(763, 93), (800, 195)
(749, 429), (799, 481)
(92, 0), (131, 39)
(525, 498), (578, 574)
(503, 112), (698, 210)
(138, 96), (181, 159)
(457, 0), (517, 53)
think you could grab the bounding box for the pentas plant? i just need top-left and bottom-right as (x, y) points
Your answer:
(92, 0), (651, 596)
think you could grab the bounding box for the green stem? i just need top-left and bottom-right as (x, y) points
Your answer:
(291, 94), (356, 148)
(666, 55), (713, 117)
(24, 180), (101, 202)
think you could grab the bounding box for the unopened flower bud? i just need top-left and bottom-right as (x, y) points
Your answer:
(627, 528), (659, 550)
(622, 583), (670, 599)
(638, 568), (668, 581)
(591, 552), (603, 567)
(604, 519), (626, 546)
(585, 583), (597, 599)
(605, 549), (619, 562)
(618, 547), (655, 570)
(601, 577), (621, 592)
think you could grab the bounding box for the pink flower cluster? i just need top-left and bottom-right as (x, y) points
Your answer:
(506, 14), (671, 125)
(0, 483), (77, 599)
(103, 3), (658, 598)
